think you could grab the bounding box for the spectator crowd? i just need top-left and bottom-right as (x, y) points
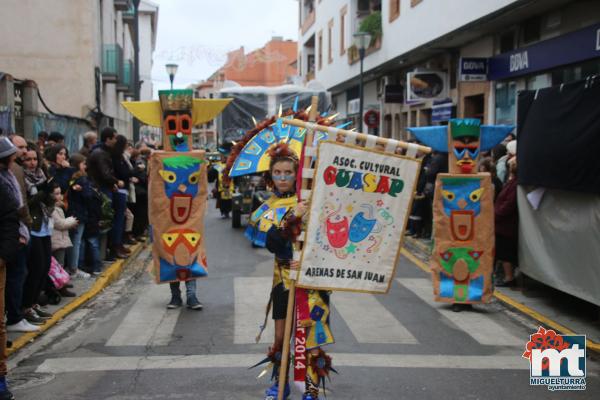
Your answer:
(0, 127), (151, 335)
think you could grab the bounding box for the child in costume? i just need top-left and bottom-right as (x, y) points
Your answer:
(247, 143), (334, 400)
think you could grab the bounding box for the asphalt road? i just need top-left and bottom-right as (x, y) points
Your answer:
(9, 199), (599, 399)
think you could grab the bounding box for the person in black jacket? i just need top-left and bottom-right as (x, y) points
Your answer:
(88, 127), (118, 194)
(88, 127), (126, 259)
(110, 135), (133, 258)
(0, 136), (22, 400)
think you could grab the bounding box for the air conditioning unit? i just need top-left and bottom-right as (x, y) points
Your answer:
(348, 98), (360, 115)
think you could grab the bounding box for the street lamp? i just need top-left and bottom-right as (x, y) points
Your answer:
(165, 63), (179, 90)
(353, 32), (372, 133)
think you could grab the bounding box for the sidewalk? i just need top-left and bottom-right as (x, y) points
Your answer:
(7, 243), (147, 356)
(402, 236), (600, 355)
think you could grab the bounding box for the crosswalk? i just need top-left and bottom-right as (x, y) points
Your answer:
(104, 277), (523, 349)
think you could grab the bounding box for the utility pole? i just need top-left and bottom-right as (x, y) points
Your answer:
(132, 0), (141, 143)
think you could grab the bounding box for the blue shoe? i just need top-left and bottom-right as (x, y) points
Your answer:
(302, 394), (318, 400)
(264, 381), (290, 400)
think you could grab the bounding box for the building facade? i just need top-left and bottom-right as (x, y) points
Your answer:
(298, 0), (600, 138)
(191, 37), (298, 149)
(0, 0), (158, 143)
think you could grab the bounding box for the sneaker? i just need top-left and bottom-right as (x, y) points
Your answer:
(6, 319), (41, 332)
(92, 270), (102, 276)
(187, 296), (203, 310)
(302, 394), (319, 400)
(167, 296), (183, 309)
(24, 310), (45, 325)
(33, 305), (52, 319)
(73, 269), (92, 279)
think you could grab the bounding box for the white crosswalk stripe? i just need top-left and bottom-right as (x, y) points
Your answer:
(35, 353), (527, 373)
(333, 291), (419, 344)
(106, 276), (523, 348)
(234, 277), (274, 344)
(397, 278), (523, 346)
(106, 285), (180, 347)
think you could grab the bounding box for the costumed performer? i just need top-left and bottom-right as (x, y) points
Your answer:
(248, 143), (334, 400)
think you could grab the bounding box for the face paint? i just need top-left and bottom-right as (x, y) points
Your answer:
(160, 156), (203, 223)
(348, 212), (377, 243)
(326, 217), (349, 248)
(440, 177), (483, 241)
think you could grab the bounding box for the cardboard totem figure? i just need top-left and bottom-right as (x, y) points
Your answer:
(408, 119), (514, 303)
(149, 152), (208, 282)
(122, 91), (231, 283)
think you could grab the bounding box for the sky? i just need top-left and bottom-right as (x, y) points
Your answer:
(150, 0), (299, 97)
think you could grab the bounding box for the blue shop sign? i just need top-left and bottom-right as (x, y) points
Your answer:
(460, 58), (488, 81)
(431, 99), (453, 123)
(489, 23), (600, 80)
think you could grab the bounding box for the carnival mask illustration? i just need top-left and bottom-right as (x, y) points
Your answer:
(326, 217), (349, 248)
(349, 212), (377, 243)
(159, 155), (204, 224)
(440, 177), (483, 241)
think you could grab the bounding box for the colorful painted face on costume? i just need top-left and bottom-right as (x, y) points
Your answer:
(159, 89), (194, 152)
(450, 119), (481, 174)
(159, 156), (204, 224)
(164, 112), (192, 152)
(439, 247), (483, 280)
(441, 177), (483, 241)
(326, 217), (349, 248)
(349, 212), (377, 243)
(438, 247), (484, 301)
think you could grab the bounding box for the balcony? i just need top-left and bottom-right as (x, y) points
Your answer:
(118, 60), (134, 95)
(347, 36), (382, 65)
(301, 10), (316, 34)
(114, 0), (132, 12)
(102, 44), (123, 83)
(347, 11), (382, 65)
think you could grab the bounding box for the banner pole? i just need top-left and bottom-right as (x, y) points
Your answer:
(283, 118), (432, 154)
(277, 96), (319, 400)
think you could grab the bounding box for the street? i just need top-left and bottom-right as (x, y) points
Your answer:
(7, 199), (598, 399)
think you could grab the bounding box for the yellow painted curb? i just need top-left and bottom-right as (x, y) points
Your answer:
(8, 243), (146, 356)
(400, 246), (600, 354)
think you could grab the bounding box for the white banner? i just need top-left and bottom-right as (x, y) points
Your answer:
(298, 141), (421, 293)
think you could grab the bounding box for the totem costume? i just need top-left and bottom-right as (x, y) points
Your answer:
(226, 102), (347, 399)
(121, 90), (231, 283)
(407, 119), (514, 304)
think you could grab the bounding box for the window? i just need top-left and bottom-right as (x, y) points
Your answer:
(328, 19), (334, 64)
(495, 81), (517, 125)
(340, 6), (347, 55)
(389, 0), (400, 22)
(411, 0), (423, 7)
(318, 30), (323, 70)
(499, 31), (516, 53)
(522, 17), (541, 44)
